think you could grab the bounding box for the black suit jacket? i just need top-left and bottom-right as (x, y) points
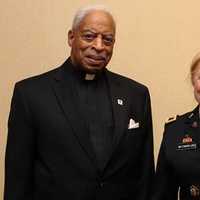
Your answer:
(4, 59), (154, 200)
(153, 106), (200, 200)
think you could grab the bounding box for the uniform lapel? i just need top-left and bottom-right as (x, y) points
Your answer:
(50, 59), (98, 167)
(184, 106), (200, 143)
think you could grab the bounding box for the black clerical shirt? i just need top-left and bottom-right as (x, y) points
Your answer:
(67, 62), (114, 171)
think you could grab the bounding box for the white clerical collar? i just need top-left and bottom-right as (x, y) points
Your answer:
(85, 73), (95, 80)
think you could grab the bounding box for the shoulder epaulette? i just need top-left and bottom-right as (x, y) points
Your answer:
(165, 115), (178, 124)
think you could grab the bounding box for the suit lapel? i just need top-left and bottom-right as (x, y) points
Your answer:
(50, 60), (97, 166)
(105, 70), (129, 159)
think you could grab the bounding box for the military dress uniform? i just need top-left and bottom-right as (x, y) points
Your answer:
(153, 106), (200, 200)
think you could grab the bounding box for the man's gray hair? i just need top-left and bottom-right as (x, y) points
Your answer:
(72, 5), (115, 30)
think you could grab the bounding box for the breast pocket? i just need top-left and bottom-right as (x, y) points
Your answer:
(126, 127), (144, 137)
(125, 127), (145, 149)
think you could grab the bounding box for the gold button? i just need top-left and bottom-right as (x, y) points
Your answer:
(190, 185), (200, 197)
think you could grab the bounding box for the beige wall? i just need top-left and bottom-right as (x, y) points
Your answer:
(1, 0), (200, 198)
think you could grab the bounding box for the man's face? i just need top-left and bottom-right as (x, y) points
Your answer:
(68, 10), (115, 74)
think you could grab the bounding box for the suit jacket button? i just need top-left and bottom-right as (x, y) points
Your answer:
(100, 182), (104, 187)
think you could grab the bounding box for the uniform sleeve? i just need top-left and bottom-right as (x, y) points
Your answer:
(4, 83), (35, 200)
(152, 130), (179, 200)
(137, 89), (155, 200)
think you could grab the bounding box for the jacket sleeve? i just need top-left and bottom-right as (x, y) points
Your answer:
(4, 83), (35, 200)
(152, 129), (179, 200)
(137, 89), (155, 200)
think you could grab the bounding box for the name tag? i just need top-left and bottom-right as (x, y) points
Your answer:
(177, 143), (197, 151)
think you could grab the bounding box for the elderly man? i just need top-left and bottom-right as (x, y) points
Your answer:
(4, 5), (154, 200)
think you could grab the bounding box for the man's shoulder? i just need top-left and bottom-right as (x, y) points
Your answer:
(106, 70), (149, 92)
(15, 64), (61, 89)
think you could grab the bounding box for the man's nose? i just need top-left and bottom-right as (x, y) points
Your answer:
(93, 36), (104, 51)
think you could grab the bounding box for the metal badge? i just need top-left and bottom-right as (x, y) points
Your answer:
(117, 99), (123, 105)
(192, 121), (198, 128)
(177, 135), (197, 151)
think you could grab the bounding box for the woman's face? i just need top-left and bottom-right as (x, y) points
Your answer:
(192, 63), (200, 104)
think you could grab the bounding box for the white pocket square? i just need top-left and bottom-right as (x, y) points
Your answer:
(128, 118), (140, 129)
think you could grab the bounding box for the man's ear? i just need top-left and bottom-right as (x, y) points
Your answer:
(68, 30), (74, 47)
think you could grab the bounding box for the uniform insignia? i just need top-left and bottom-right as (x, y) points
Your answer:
(165, 115), (177, 124)
(192, 121), (198, 128)
(177, 134), (197, 151)
(188, 113), (194, 119)
(182, 135), (193, 144)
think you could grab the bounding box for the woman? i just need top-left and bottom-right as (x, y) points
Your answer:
(153, 53), (200, 200)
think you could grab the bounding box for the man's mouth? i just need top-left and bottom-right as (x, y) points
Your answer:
(85, 55), (106, 65)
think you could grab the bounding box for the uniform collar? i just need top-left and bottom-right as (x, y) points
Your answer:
(185, 105), (200, 126)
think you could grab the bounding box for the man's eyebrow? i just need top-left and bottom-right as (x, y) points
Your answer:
(81, 29), (96, 33)
(81, 29), (114, 36)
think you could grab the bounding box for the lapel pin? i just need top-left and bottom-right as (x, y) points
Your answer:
(192, 121), (198, 128)
(117, 99), (123, 105)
